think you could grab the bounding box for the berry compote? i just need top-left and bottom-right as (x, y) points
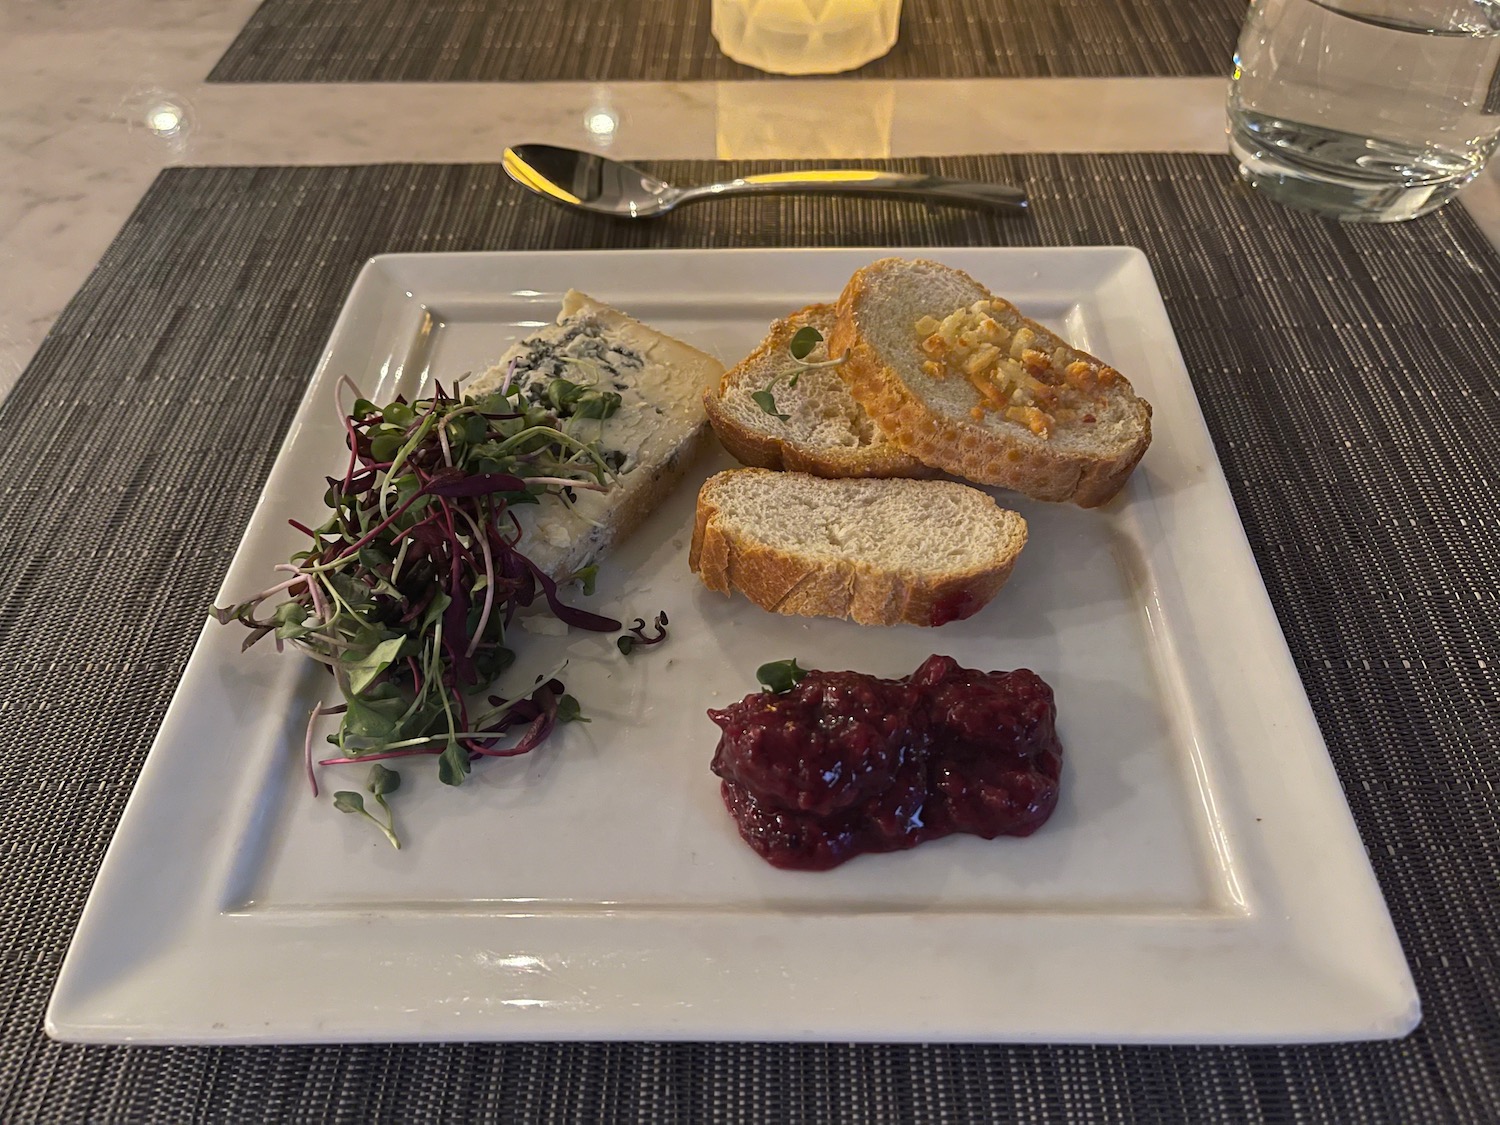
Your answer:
(708, 655), (1062, 870)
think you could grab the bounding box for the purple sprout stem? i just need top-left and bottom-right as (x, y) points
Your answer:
(455, 692), (487, 755)
(340, 412), (362, 493)
(231, 572), (307, 618)
(526, 476), (608, 492)
(277, 563), (332, 625)
(335, 374), (365, 420)
(318, 746), (442, 766)
(439, 497), (462, 592)
(313, 489), (426, 567)
(471, 727), (543, 757)
(455, 506), (496, 658)
(303, 703), (346, 796)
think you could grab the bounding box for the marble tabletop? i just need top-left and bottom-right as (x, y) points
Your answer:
(6, 0), (1500, 408)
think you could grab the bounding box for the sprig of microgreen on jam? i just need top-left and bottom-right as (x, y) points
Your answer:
(756, 658), (810, 694)
(213, 372), (620, 847)
(752, 327), (848, 421)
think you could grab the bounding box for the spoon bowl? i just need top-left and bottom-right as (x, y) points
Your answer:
(503, 144), (1028, 219)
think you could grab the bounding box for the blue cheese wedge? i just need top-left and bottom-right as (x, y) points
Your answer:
(466, 290), (725, 582)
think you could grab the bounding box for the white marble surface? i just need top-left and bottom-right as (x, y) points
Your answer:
(2, 0), (1499, 405)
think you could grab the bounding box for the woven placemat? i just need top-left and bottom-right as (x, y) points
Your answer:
(3, 156), (1499, 1122)
(207, 0), (1245, 82)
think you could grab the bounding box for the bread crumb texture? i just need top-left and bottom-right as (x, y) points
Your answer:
(690, 468), (1027, 626)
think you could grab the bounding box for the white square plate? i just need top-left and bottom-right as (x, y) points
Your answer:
(47, 248), (1418, 1044)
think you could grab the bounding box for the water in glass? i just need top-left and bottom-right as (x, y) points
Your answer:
(1228, 0), (1500, 221)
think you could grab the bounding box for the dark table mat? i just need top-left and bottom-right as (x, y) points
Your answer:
(3, 155), (1499, 1122)
(208, 0), (1245, 82)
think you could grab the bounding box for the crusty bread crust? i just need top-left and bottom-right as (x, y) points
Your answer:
(689, 469), (1026, 627)
(828, 258), (1152, 508)
(704, 305), (934, 480)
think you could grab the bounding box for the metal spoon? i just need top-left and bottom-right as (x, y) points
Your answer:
(503, 144), (1028, 218)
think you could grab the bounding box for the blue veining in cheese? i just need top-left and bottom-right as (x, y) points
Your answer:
(507, 315), (664, 476)
(510, 318), (643, 388)
(464, 290), (722, 582)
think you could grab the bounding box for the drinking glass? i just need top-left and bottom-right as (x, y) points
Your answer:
(712, 0), (902, 75)
(1227, 0), (1500, 222)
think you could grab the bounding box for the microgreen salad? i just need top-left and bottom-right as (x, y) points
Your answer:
(214, 370), (660, 848)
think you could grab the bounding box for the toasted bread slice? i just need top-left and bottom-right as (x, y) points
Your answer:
(828, 257), (1152, 507)
(689, 468), (1027, 627)
(704, 304), (932, 479)
(466, 290), (724, 581)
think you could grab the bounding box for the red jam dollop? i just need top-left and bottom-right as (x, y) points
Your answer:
(708, 655), (1062, 870)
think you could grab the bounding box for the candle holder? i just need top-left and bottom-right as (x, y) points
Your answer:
(711, 0), (902, 75)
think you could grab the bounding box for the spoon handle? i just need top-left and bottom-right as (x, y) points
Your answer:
(678, 170), (1028, 213)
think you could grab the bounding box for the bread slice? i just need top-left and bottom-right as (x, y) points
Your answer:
(828, 257), (1152, 507)
(704, 304), (932, 479)
(466, 290), (724, 581)
(689, 468), (1027, 627)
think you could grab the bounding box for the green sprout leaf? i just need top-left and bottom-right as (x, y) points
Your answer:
(547, 377), (587, 412)
(337, 684), (408, 749)
(789, 326), (824, 361)
(437, 741), (471, 786)
(344, 636), (407, 696)
(571, 564), (599, 596)
(556, 694), (587, 723)
(365, 764), (403, 849)
(333, 788), (400, 849)
(753, 327), (836, 422)
(750, 389), (788, 421)
(367, 763), (401, 797)
(273, 601), (309, 628)
(332, 791), (366, 815)
(273, 600), (317, 642)
(757, 658), (809, 695)
(573, 391), (622, 419)
(370, 431), (405, 463)
(616, 635), (636, 656)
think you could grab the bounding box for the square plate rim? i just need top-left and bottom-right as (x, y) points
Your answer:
(46, 246), (1420, 1045)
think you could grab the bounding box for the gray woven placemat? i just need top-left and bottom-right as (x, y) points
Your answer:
(3, 155), (1498, 1122)
(207, 0), (1246, 82)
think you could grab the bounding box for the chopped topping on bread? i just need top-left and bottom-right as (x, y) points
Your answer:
(914, 301), (1119, 438)
(828, 257), (1152, 507)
